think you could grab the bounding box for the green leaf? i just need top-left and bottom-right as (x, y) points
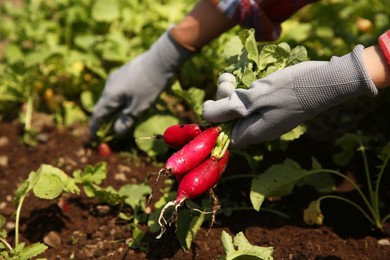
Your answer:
(297, 158), (336, 193)
(63, 101), (88, 126)
(73, 163), (107, 197)
(134, 113), (180, 157)
(222, 35), (244, 63)
(119, 183), (151, 209)
(279, 125), (307, 142)
(73, 163), (107, 184)
(171, 82), (205, 119)
(80, 90), (95, 113)
(303, 200), (324, 226)
(33, 174), (64, 200)
(74, 34), (102, 50)
(176, 210), (205, 250)
(257, 45), (278, 71)
(332, 133), (372, 166)
(250, 159), (311, 211)
(93, 186), (125, 206)
(245, 29), (259, 67)
(14, 181), (30, 204)
(378, 142), (390, 162)
(31, 164), (79, 199)
(18, 242), (48, 259)
(4, 44), (24, 64)
(92, 0), (120, 22)
(286, 45), (308, 66)
(280, 21), (311, 42)
(241, 67), (256, 88)
(221, 231), (273, 260)
(128, 226), (146, 249)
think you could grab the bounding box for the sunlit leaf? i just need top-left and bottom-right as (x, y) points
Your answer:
(280, 125), (307, 141)
(250, 159), (311, 211)
(33, 174), (64, 200)
(171, 82), (205, 119)
(221, 231), (273, 260)
(119, 183), (151, 209)
(303, 200), (324, 226)
(18, 242), (48, 259)
(92, 0), (120, 22)
(63, 101), (88, 126)
(134, 113), (180, 157)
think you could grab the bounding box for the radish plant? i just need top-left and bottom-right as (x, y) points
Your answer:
(0, 162), (155, 257)
(304, 134), (390, 231)
(250, 133), (390, 232)
(0, 164), (79, 259)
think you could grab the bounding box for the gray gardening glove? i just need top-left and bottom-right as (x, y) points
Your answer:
(203, 45), (378, 149)
(90, 30), (193, 139)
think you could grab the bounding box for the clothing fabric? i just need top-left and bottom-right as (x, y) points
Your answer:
(210, 0), (319, 41)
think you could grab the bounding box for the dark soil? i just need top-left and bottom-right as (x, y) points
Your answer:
(1, 120), (390, 259)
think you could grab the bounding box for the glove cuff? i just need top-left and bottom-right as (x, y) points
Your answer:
(293, 44), (378, 113)
(141, 29), (195, 89)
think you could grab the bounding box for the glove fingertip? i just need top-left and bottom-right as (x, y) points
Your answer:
(216, 81), (235, 99)
(113, 115), (134, 137)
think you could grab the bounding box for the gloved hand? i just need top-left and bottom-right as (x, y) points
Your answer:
(203, 45), (378, 149)
(90, 30), (193, 139)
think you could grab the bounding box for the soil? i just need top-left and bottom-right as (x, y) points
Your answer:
(1, 119), (390, 260)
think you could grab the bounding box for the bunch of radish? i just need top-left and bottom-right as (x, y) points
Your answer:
(151, 123), (231, 239)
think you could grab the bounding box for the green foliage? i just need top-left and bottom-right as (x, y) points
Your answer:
(171, 82), (205, 120)
(279, 0), (389, 59)
(250, 133), (390, 231)
(220, 231), (273, 260)
(134, 113), (180, 157)
(222, 29), (308, 88)
(0, 0), (198, 125)
(3, 164), (80, 258)
(176, 209), (205, 251)
(304, 137), (390, 230)
(250, 158), (336, 211)
(0, 242), (48, 260)
(1, 162), (155, 258)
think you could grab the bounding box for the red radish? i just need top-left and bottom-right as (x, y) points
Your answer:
(137, 123), (202, 149)
(57, 198), (71, 213)
(162, 123), (202, 149)
(97, 142), (112, 157)
(156, 150), (230, 239)
(175, 173), (186, 183)
(174, 148), (229, 189)
(164, 126), (221, 175)
(176, 153), (227, 201)
(147, 126), (220, 205)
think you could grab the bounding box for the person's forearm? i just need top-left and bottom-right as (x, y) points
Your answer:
(363, 45), (390, 89)
(170, 0), (236, 51)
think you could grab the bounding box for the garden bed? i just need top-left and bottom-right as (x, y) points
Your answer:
(1, 120), (389, 259)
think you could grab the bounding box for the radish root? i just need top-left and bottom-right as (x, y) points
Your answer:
(147, 168), (168, 205)
(207, 188), (221, 236)
(156, 198), (186, 239)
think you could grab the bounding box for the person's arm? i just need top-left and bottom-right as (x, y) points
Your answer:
(90, 0), (236, 138)
(170, 0), (236, 51)
(364, 30), (390, 89)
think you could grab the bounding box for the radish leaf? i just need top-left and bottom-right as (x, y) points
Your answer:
(221, 231), (273, 260)
(176, 209), (205, 251)
(134, 114), (180, 157)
